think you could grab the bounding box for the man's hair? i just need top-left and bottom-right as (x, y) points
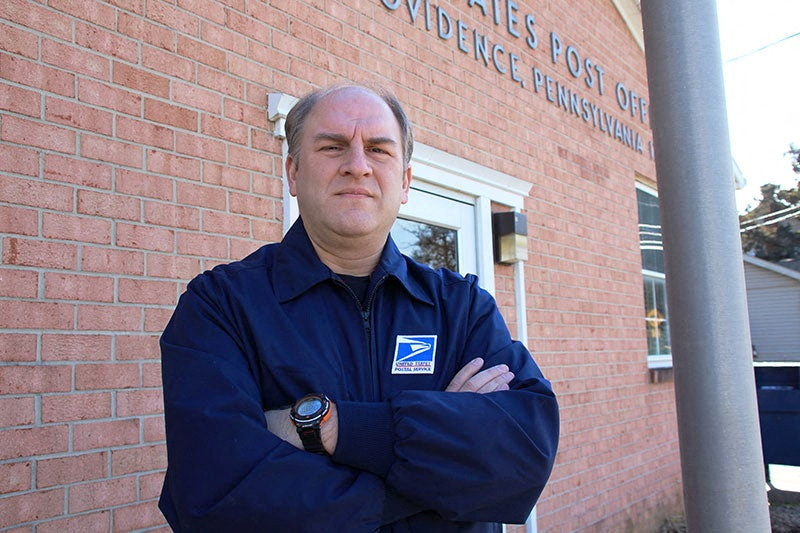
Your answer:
(284, 83), (414, 168)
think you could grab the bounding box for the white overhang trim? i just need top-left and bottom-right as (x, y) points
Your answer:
(612, 0), (644, 52)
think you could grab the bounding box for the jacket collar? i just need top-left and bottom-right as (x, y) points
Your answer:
(273, 218), (435, 306)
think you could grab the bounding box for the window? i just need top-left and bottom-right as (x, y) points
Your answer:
(637, 183), (672, 367)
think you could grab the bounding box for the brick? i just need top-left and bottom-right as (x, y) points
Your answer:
(72, 418), (140, 451)
(143, 416), (166, 443)
(41, 39), (110, 81)
(36, 451), (108, 488)
(112, 61), (170, 99)
(116, 334), (160, 360)
(82, 246), (144, 275)
(174, 132), (227, 162)
(228, 144), (273, 173)
(0, 176), (73, 212)
(201, 114), (248, 145)
(147, 150), (202, 181)
(81, 135), (143, 168)
(36, 510), (111, 533)
(68, 476), (137, 513)
(144, 307), (174, 332)
(113, 500), (165, 532)
(118, 278), (176, 305)
(172, 82), (222, 114)
(146, 0), (200, 36)
(202, 210), (250, 237)
(44, 272), (114, 302)
(0, 0), (71, 40)
(1, 115), (76, 154)
(116, 116), (174, 151)
(74, 362), (141, 391)
(77, 304), (142, 331)
(42, 213), (112, 245)
(176, 182), (226, 210)
(203, 163), (250, 191)
(0, 333), (37, 363)
(144, 99), (198, 130)
(200, 20), (247, 56)
(116, 223), (175, 252)
(141, 44), (195, 82)
(77, 190), (140, 221)
(0, 144), (39, 176)
(0, 299), (75, 329)
(142, 362), (162, 387)
(41, 392), (113, 424)
(45, 98), (114, 136)
(197, 65), (244, 98)
(146, 253), (201, 279)
(0, 53), (74, 97)
(49, 0), (116, 29)
(144, 201), (200, 230)
(116, 169), (174, 201)
(224, 99), (266, 128)
(0, 365), (72, 395)
(75, 22), (139, 63)
(0, 426), (69, 460)
(0, 487), (64, 528)
(41, 334), (112, 362)
(230, 192), (275, 218)
(230, 238), (259, 261)
(176, 232), (228, 258)
(117, 389), (164, 417)
(177, 34), (226, 69)
(0, 268), (38, 298)
(118, 13), (172, 52)
(0, 82), (41, 117)
(78, 78), (141, 116)
(112, 444), (166, 475)
(44, 155), (113, 190)
(252, 219), (283, 243)
(3, 238), (77, 270)
(0, 397), (35, 427)
(251, 173), (280, 201)
(139, 471), (166, 500)
(0, 461), (32, 494)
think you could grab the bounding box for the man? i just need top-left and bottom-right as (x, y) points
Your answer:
(159, 83), (559, 532)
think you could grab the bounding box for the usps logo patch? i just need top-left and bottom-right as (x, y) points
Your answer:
(392, 335), (437, 374)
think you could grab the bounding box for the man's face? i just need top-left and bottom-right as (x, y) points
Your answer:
(286, 88), (412, 244)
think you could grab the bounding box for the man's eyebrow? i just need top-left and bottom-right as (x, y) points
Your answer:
(312, 132), (398, 146)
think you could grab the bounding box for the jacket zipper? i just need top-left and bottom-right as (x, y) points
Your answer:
(335, 275), (386, 401)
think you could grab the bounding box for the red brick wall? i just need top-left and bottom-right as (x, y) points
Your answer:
(1, 0), (682, 530)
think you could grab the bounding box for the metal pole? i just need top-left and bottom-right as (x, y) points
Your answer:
(640, 1), (771, 531)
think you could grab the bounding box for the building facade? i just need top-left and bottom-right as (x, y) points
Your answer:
(0, 0), (683, 530)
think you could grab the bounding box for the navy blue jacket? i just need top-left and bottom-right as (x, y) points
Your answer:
(159, 219), (559, 532)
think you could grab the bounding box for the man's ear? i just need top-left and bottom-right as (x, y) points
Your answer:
(286, 156), (298, 197)
(401, 165), (412, 204)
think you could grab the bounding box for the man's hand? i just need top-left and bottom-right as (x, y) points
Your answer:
(265, 402), (338, 455)
(445, 357), (514, 393)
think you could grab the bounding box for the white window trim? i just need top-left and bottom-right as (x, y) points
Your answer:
(637, 181), (673, 369)
(267, 92), (531, 297)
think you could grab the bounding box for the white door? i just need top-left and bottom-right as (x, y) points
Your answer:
(392, 186), (477, 276)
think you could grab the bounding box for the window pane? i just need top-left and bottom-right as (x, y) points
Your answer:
(644, 276), (671, 357)
(637, 188), (664, 273)
(392, 218), (458, 271)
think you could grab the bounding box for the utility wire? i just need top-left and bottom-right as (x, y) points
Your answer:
(726, 31), (800, 63)
(740, 206), (800, 233)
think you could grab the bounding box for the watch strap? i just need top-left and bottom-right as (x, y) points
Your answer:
(297, 425), (327, 455)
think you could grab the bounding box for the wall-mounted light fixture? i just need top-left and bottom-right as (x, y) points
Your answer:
(492, 211), (528, 264)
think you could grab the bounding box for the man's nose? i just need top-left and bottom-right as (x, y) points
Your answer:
(341, 146), (371, 177)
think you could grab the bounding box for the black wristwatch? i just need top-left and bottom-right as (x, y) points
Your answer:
(290, 393), (331, 455)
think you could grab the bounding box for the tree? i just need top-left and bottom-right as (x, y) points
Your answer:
(739, 180), (800, 263)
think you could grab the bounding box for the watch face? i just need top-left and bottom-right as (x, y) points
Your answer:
(297, 398), (322, 417)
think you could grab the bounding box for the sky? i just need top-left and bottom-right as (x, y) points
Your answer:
(715, 0), (800, 213)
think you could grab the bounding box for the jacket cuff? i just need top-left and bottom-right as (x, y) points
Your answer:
(332, 400), (395, 478)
